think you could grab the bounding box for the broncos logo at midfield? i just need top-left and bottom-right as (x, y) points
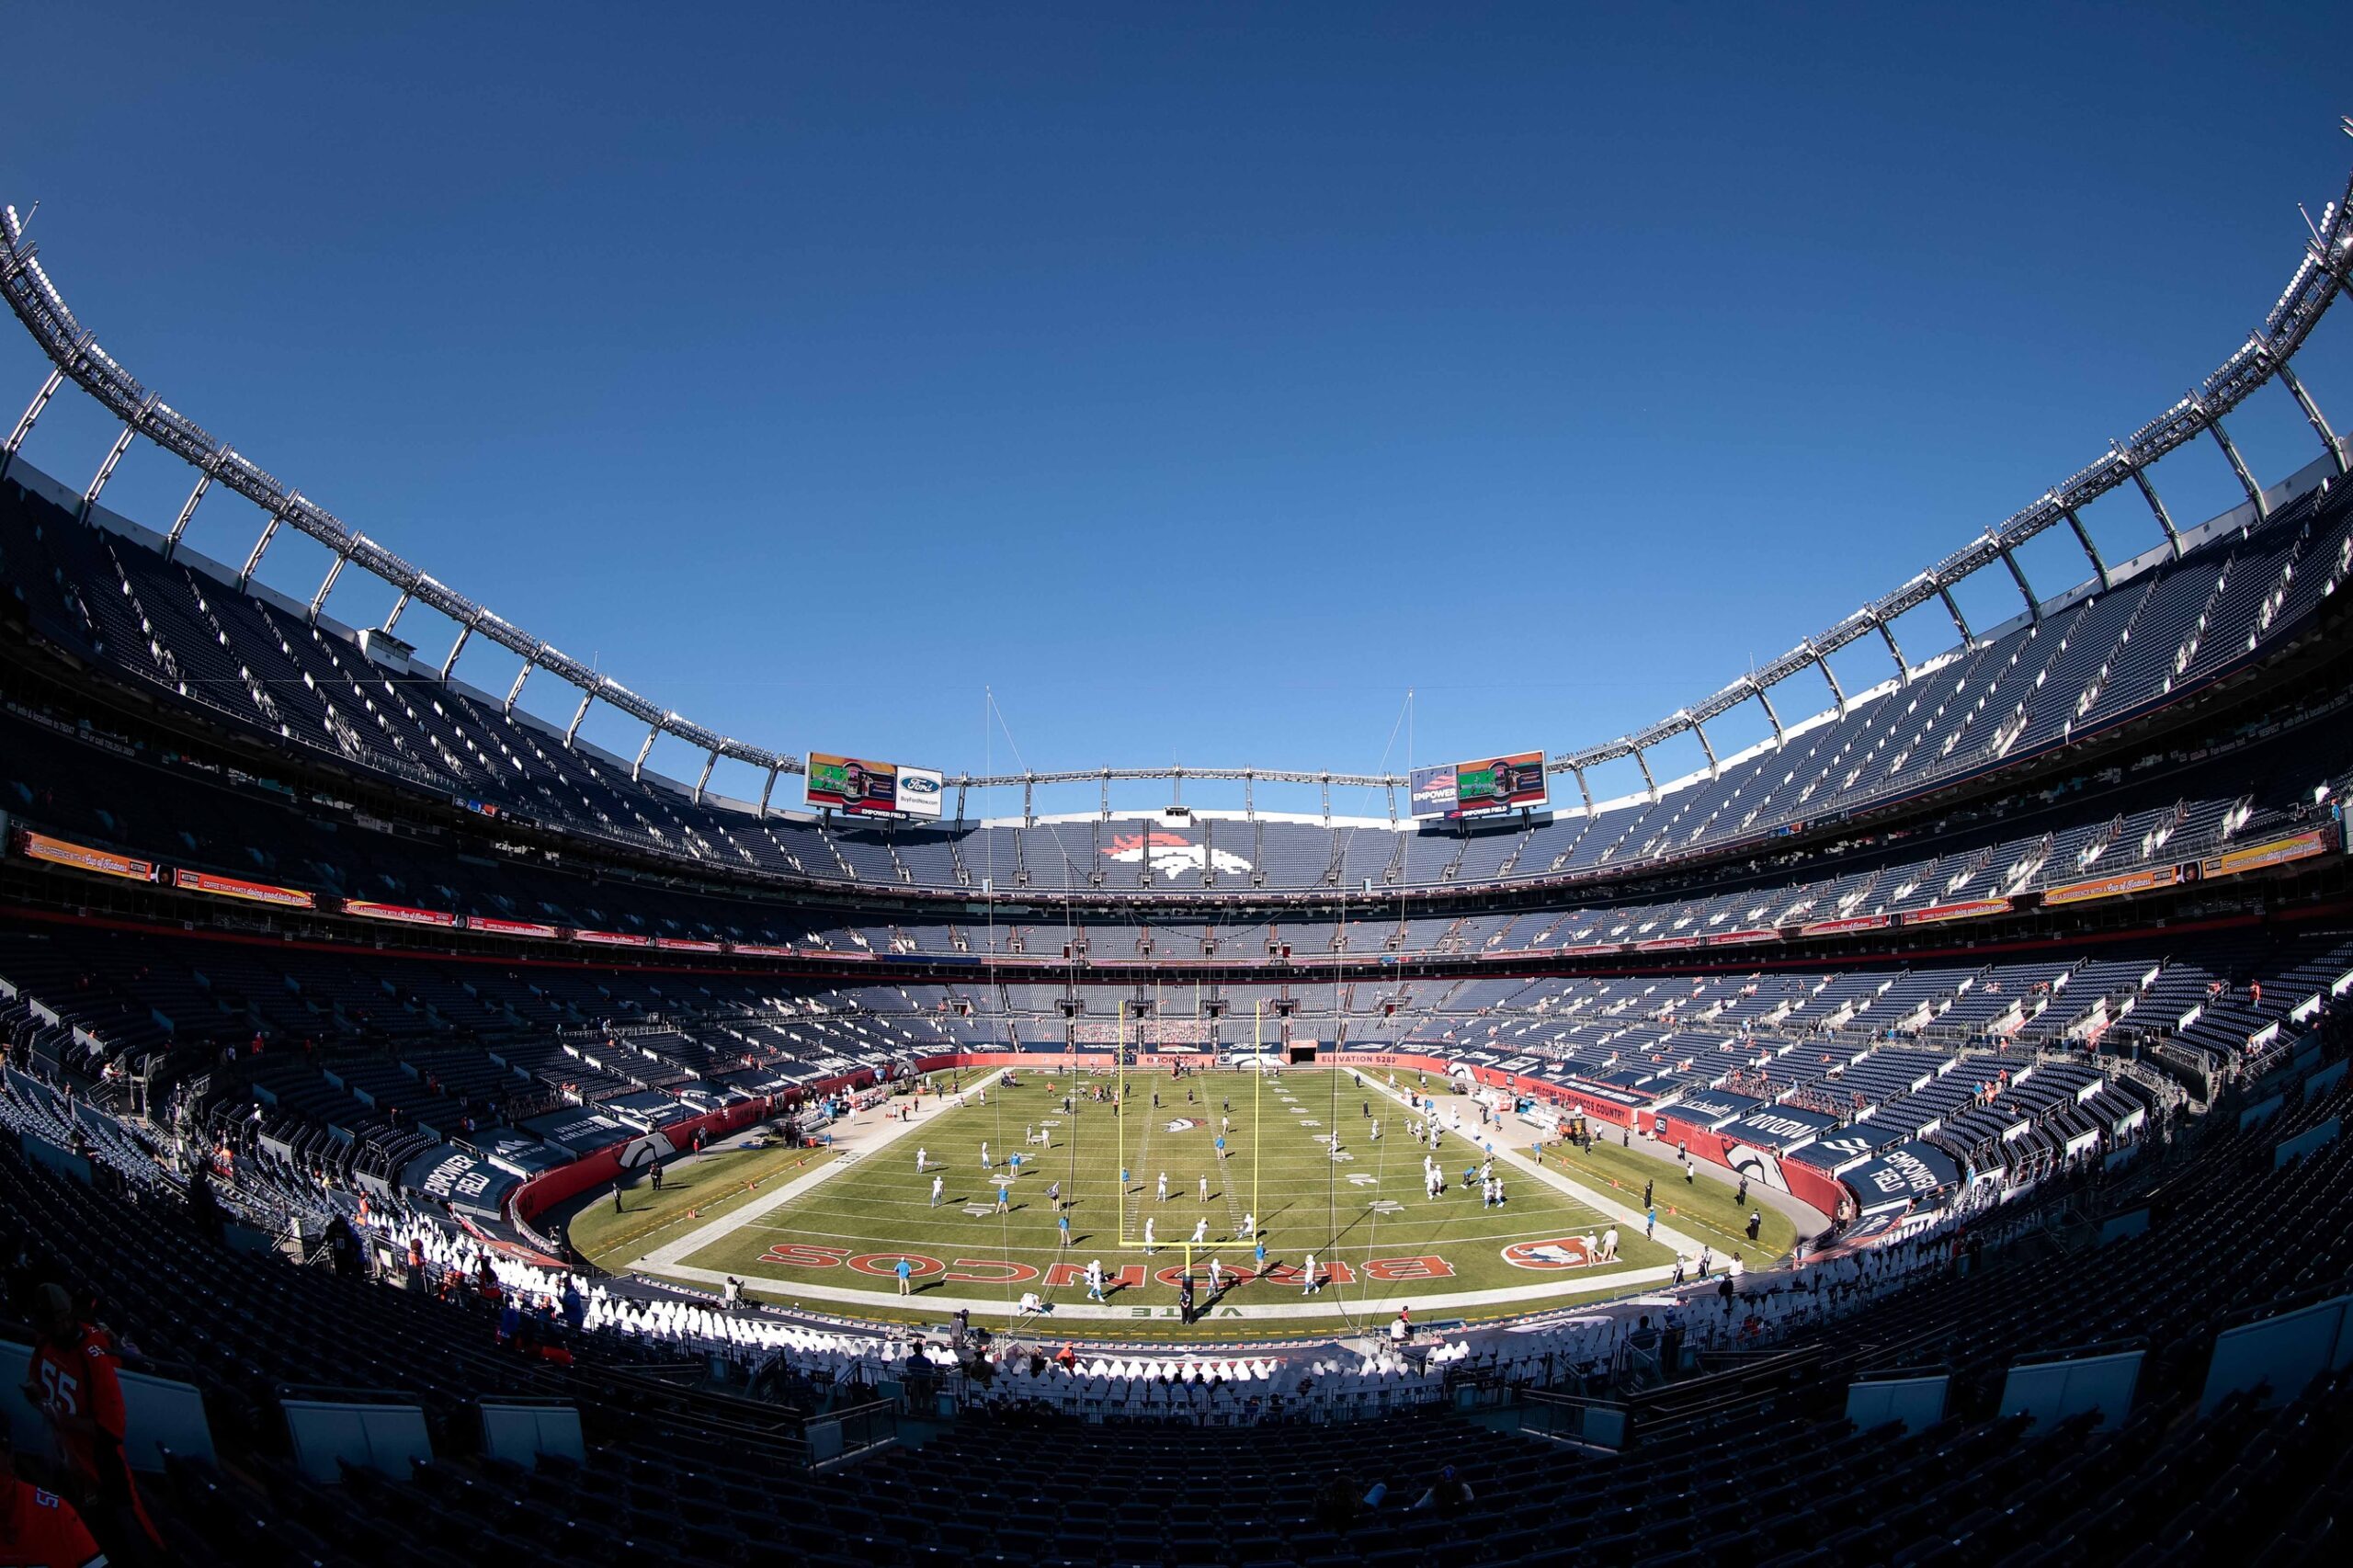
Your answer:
(1501, 1235), (1595, 1270)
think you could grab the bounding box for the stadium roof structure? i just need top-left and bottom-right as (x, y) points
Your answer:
(3, 155), (2350, 815)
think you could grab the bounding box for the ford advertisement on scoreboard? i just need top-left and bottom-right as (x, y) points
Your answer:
(805, 753), (945, 819)
(1410, 751), (1548, 818)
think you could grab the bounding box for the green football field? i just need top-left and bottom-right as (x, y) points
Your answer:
(626, 1067), (1771, 1339)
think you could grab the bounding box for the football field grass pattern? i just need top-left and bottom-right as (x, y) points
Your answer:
(673, 1069), (1725, 1325)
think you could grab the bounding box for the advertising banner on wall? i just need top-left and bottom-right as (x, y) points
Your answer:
(1905, 898), (2013, 926)
(172, 869), (314, 909)
(468, 916), (563, 940)
(2200, 827), (2333, 881)
(17, 830), (157, 883)
(344, 900), (458, 928)
(1409, 752), (1548, 818)
(2043, 865), (2178, 907)
(1799, 913), (1891, 937)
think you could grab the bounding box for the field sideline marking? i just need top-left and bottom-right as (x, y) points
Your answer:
(640, 1258), (1682, 1323)
(631, 1067), (1731, 1324)
(1364, 1071), (1715, 1259)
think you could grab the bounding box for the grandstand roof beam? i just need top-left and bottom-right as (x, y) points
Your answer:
(1633, 748), (1659, 804)
(693, 749), (717, 805)
(1692, 721), (1720, 779)
(2062, 505), (2110, 591)
(759, 764), (779, 817)
(235, 508), (284, 591)
(1999, 547), (2040, 622)
(1936, 583), (1974, 646)
(563, 688), (593, 746)
(1874, 617), (1909, 684)
(631, 723), (658, 782)
(2275, 362), (2346, 474)
(0, 366), (63, 485)
(1023, 774), (1035, 825)
(1752, 683), (1784, 745)
(162, 472), (210, 561)
(2123, 449), (2185, 560)
(6, 176), (2349, 791)
(1569, 764), (1594, 816)
(381, 589), (411, 631)
(77, 422), (136, 522)
(308, 552), (347, 624)
(1813, 650), (1847, 717)
(439, 616), (477, 682)
(2201, 405), (2268, 520)
(503, 662), (532, 715)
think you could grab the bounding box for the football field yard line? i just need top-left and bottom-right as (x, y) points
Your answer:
(639, 1068), (1691, 1329)
(720, 1213), (1609, 1254)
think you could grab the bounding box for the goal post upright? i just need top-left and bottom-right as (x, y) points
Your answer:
(1252, 1000), (1262, 1243)
(1116, 1007), (1128, 1247)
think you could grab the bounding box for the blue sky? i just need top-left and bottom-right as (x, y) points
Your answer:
(4, 2), (2350, 817)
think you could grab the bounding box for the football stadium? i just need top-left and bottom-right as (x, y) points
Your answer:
(3, 16), (2353, 1566)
